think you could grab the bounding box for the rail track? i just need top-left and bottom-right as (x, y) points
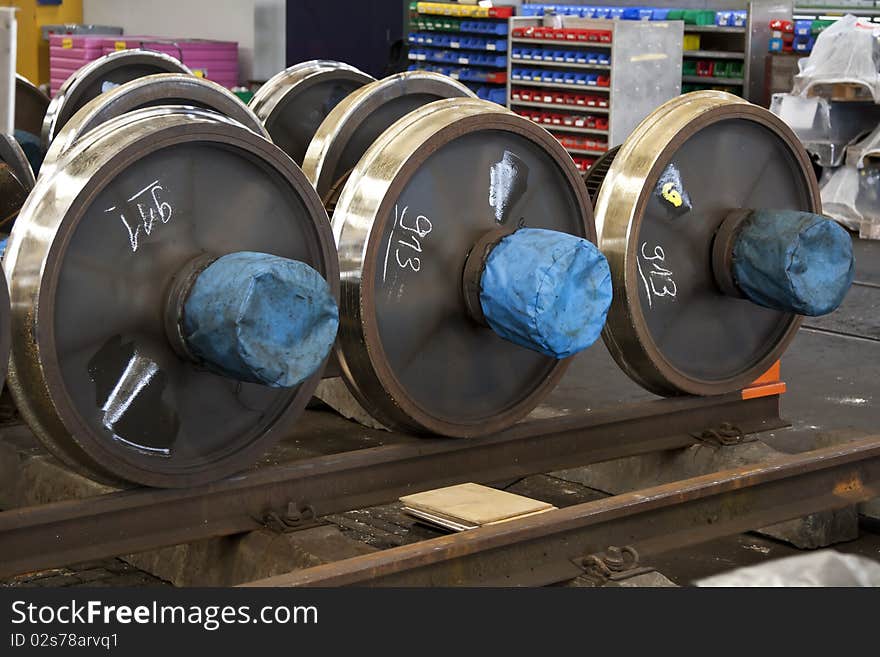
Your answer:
(2, 390), (877, 587)
(246, 435), (880, 587)
(0, 393), (781, 580)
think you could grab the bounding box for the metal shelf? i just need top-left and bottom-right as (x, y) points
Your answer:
(446, 41), (503, 52)
(408, 9), (513, 98)
(511, 37), (612, 48)
(682, 75), (744, 85)
(683, 50), (745, 60)
(512, 79), (610, 92)
(508, 17), (681, 146)
(411, 63), (507, 85)
(544, 124), (609, 136)
(510, 99), (609, 114)
(565, 147), (609, 156)
(794, 7), (880, 18)
(683, 25), (746, 34)
(448, 74), (507, 84)
(510, 57), (611, 70)
(409, 40), (506, 53)
(409, 54), (507, 69)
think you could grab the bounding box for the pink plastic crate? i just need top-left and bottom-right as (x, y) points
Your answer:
(49, 33), (107, 52)
(101, 37), (239, 86)
(48, 56), (95, 70)
(49, 45), (104, 60)
(50, 33), (241, 95)
(50, 34), (110, 93)
(105, 37), (236, 57)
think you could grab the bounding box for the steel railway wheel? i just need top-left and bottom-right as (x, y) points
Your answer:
(302, 71), (475, 201)
(0, 136), (34, 234)
(42, 73), (268, 175)
(15, 74), (50, 137)
(6, 108), (338, 487)
(0, 135), (35, 191)
(593, 91), (850, 396)
(42, 49), (191, 148)
(332, 98), (609, 437)
(250, 60), (375, 165)
(13, 75), (50, 176)
(0, 273), (8, 395)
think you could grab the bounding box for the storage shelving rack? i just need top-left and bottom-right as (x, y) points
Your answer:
(517, 3), (781, 106)
(406, 2), (515, 104)
(507, 14), (682, 172)
(681, 2), (787, 105)
(681, 20), (748, 96)
(515, 5), (747, 100)
(681, 25), (746, 95)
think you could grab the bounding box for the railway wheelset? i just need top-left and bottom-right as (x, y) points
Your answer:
(0, 52), (854, 489)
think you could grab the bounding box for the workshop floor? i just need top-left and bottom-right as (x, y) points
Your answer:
(3, 237), (878, 588)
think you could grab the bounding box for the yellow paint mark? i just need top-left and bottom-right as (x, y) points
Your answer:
(115, 41), (128, 51)
(661, 182), (683, 207)
(61, 38), (73, 49)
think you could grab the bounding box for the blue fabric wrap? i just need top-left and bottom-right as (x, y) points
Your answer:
(479, 228), (613, 359)
(14, 130), (43, 176)
(182, 252), (339, 387)
(732, 210), (854, 317)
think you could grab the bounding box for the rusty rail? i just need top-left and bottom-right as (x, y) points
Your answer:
(245, 435), (880, 587)
(0, 394), (780, 579)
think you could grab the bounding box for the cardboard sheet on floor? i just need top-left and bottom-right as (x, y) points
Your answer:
(400, 482), (556, 532)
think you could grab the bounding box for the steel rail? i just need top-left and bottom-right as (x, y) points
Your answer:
(245, 434), (880, 587)
(0, 394), (780, 579)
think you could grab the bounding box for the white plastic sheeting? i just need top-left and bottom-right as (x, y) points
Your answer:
(821, 165), (866, 231)
(846, 121), (880, 168)
(819, 125), (880, 234)
(792, 15), (880, 102)
(771, 15), (880, 236)
(770, 93), (880, 168)
(696, 551), (880, 587)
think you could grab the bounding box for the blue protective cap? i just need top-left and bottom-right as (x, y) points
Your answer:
(732, 210), (854, 317)
(182, 251), (339, 387)
(479, 228), (613, 359)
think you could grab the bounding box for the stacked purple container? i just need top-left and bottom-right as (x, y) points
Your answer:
(49, 33), (240, 96)
(102, 37), (239, 89)
(49, 34), (108, 95)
